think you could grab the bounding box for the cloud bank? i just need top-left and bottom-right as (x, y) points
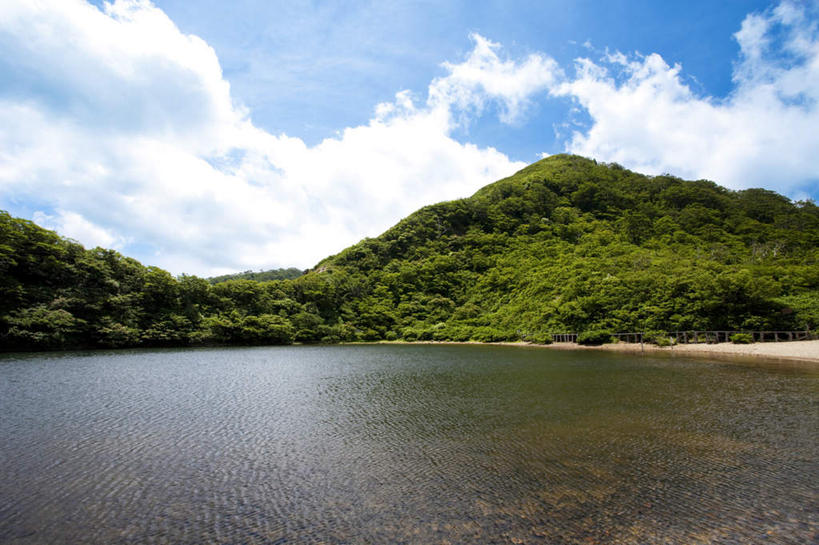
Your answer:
(0, 1), (542, 275)
(554, 1), (819, 198)
(0, 1), (816, 275)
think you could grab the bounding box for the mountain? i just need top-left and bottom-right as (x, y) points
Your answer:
(309, 154), (819, 341)
(1, 155), (817, 350)
(207, 268), (304, 284)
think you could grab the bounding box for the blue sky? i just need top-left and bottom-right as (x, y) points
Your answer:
(149, 0), (773, 157)
(1, 1), (817, 275)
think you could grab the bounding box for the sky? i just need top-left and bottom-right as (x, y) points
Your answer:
(1, 0), (817, 276)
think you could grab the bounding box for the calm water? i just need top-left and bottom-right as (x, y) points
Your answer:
(0, 345), (816, 544)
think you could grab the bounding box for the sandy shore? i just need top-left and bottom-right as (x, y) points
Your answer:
(543, 339), (819, 365)
(379, 339), (819, 365)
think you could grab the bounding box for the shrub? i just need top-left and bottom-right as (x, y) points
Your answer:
(359, 328), (382, 341)
(5, 306), (85, 350)
(442, 325), (473, 342)
(239, 314), (294, 345)
(653, 336), (674, 347)
(96, 320), (141, 348)
(295, 329), (319, 343)
(384, 331), (398, 341)
(528, 332), (553, 345)
(577, 329), (614, 346)
(730, 333), (754, 344)
(328, 324), (356, 342)
(470, 326), (508, 343)
(400, 326), (433, 341)
(644, 329), (674, 346)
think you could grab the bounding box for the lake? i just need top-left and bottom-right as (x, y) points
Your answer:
(0, 345), (816, 544)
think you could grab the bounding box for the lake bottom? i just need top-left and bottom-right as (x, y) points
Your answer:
(0, 345), (816, 544)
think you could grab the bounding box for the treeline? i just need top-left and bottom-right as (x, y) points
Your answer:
(0, 211), (336, 349)
(2, 155), (818, 351)
(207, 267), (303, 284)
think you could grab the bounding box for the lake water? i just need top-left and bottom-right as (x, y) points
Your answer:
(0, 345), (816, 544)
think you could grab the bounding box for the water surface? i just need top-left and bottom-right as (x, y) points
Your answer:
(0, 345), (816, 544)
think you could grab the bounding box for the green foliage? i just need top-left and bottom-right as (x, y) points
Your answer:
(470, 326), (512, 343)
(577, 330), (615, 346)
(644, 330), (674, 346)
(774, 292), (819, 330)
(730, 333), (754, 344)
(208, 267), (303, 284)
(5, 305), (85, 350)
(528, 332), (553, 345)
(95, 319), (141, 348)
(200, 312), (295, 345)
(2, 155), (818, 351)
(238, 314), (295, 345)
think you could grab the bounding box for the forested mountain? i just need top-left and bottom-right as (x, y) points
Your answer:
(2, 155), (817, 351)
(207, 268), (304, 284)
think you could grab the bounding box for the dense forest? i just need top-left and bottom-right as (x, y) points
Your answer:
(2, 155), (818, 351)
(207, 268), (304, 284)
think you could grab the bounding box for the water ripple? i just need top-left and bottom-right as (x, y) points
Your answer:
(0, 345), (816, 544)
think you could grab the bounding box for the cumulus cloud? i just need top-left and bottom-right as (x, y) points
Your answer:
(0, 1), (529, 275)
(1, 0), (817, 276)
(429, 34), (561, 124)
(553, 0), (819, 195)
(33, 209), (126, 251)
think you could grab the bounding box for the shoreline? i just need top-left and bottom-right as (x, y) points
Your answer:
(543, 339), (819, 365)
(3, 339), (817, 367)
(376, 339), (819, 366)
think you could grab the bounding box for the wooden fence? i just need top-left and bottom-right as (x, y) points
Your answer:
(551, 330), (815, 344)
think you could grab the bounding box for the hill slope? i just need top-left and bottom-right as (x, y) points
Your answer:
(207, 268), (304, 284)
(309, 154), (819, 341)
(1, 155), (817, 350)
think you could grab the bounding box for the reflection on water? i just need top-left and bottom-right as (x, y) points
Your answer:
(0, 345), (816, 544)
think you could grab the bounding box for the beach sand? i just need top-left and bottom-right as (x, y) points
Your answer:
(381, 339), (819, 364)
(542, 339), (819, 365)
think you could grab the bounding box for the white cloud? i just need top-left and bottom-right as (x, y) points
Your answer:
(429, 33), (561, 124)
(33, 209), (125, 250)
(0, 1), (529, 276)
(553, 1), (819, 195)
(2, 1), (817, 277)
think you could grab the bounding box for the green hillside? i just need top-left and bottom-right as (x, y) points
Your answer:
(2, 155), (817, 350)
(207, 267), (304, 284)
(312, 154), (819, 341)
